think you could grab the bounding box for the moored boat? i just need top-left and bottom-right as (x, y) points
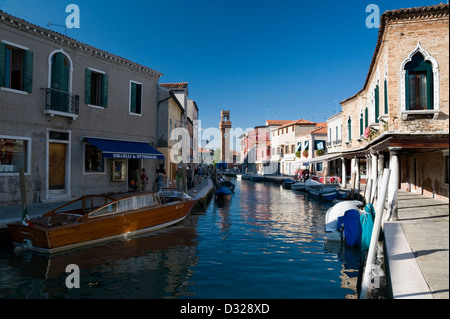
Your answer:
(8, 190), (197, 254)
(324, 200), (363, 244)
(291, 181), (306, 191)
(282, 179), (295, 189)
(305, 179), (340, 200)
(215, 186), (232, 201)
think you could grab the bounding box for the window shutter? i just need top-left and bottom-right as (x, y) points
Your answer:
(426, 71), (433, 110)
(130, 82), (137, 113)
(101, 73), (108, 107)
(0, 42), (6, 87)
(85, 68), (91, 104)
(405, 70), (410, 110)
(375, 84), (379, 123)
(384, 79), (388, 114)
(22, 49), (33, 93)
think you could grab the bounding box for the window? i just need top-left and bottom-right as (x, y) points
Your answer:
(384, 78), (388, 114)
(84, 144), (104, 173)
(374, 84), (379, 123)
(316, 162), (323, 172)
(0, 137), (29, 174)
(0, 42), (33, 92)
(405, 53), (433, 110)
(85, 69), (108, 107)
(347, 117), (352, 142)
(291, 144), (295, 153)
(359, 112), (364, 136)
(130, 81), (142, 114)
(364, 107), (369, 129)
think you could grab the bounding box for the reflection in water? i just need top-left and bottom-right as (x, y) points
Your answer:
(0, 178), (361, 299)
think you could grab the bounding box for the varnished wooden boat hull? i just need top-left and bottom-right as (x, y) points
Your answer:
(8, 199), (197, 254)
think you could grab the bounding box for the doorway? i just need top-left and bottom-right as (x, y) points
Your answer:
(49, 142), (66, 191)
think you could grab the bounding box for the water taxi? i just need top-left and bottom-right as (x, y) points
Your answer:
(8, 190), (197, 254)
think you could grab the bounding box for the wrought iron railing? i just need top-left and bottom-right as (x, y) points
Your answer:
(45, 88), (79, 115)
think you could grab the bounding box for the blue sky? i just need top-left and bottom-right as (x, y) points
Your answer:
(0, 0), (442, 132)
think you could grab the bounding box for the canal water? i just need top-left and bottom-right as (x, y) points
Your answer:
(0, 178), (362, 299)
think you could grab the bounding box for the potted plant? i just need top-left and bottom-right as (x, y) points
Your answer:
(302, 150), (308, 158)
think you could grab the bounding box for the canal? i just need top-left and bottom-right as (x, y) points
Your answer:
(0, 178), (362, 299)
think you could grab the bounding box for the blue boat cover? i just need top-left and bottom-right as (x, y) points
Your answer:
(85, 137), (164, 160)
(360, 204), (375, 251)
(337, 209), (362, 247)
(216, 186), (232, 195)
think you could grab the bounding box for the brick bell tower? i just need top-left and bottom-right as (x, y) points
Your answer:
(219, 110), (232, 163)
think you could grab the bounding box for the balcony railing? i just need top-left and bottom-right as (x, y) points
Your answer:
(44, 88), (79, 119)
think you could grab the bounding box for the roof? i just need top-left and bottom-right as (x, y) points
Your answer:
(340, 3), (449, 104)
(0, 10), (163, 77)
(160, 82), (188, 89)
(277, 118), (316, 129)
(265, 120), (293, 126)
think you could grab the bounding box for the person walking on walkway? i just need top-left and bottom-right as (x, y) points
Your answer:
(155, 166), (167, 191)
(141, 168), (149, 191)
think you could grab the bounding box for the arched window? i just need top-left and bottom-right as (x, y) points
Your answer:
(359, 111), (364, 136)
(405, 52), (433, 110)
(51, 52), (70, 92)
(365, 107), (369, 128)
(347, 116), (352, 142)
(46, 50), (76, 116)
(400, 43), (439, 118)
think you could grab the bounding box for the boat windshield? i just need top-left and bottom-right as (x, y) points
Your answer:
(88, 194), (158, 218)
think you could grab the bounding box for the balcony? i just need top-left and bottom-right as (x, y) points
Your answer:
(44, 88), (79, 120)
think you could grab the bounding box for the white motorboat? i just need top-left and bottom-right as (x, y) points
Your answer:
(324, 200), (363, 243)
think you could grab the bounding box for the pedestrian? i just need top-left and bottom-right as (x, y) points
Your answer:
(175, 168), (183, 191)
(155, 165), (166, 191)
(141, 168), (148, 191)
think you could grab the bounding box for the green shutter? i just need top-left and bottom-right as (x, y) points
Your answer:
(359, 115), (363, 136)
(130, 82), (137, 113)
(348, 118), (352, 141)
(364, 107), (368, 128)
(384, 79), (388, 114)
(85, 68), (92, 104)
(0, 42), (6, 87)
(405, 70), (410, 110)
(22, 50), (33, 93)
(426, 71), (433, 110)
(375, 85), (379, 123)
(101, 73), (108, 107)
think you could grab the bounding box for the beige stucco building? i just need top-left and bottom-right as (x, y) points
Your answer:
(0, 10), (165, 205)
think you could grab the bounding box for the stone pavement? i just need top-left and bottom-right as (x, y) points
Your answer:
(385, 191), (449, 299)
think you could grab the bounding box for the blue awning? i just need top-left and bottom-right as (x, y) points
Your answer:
(85, 137), (164, 160)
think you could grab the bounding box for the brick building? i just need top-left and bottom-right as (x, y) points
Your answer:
(340, 4), (449, 218)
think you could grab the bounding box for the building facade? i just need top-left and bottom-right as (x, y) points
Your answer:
(0, 10), (165, 205)
(340, 4), (449, 215)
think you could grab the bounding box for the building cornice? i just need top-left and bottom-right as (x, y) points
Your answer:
(0, 10), (163, 78)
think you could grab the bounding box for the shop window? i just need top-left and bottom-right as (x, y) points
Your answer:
(0, 137), (29, 174)
(84, 144), (104, 173)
